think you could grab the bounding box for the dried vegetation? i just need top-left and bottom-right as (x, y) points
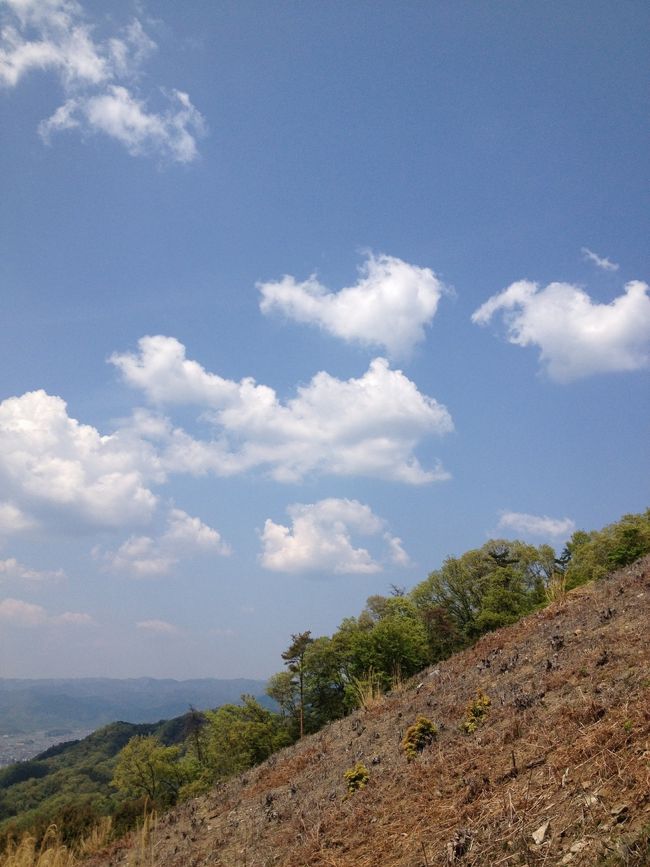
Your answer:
(85, 557), (650, 866)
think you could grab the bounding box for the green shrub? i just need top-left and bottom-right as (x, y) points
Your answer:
(462, 691), (491, 734)
(401, 716), (437, 761)
(343, 762), (369, 794)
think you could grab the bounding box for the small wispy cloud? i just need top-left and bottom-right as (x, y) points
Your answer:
(136, 619), (180, 635)
(0, 597), (94, 627)
(52, 611), (96, 626)
(497, 511), (575, 539)
(0, 501), (34, 535)
(0, 557), (64, 583)
(581, 247), (619, 272)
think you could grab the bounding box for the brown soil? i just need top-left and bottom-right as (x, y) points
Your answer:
(88, 558), (650, 866)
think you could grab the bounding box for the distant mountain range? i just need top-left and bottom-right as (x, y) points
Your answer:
(0, 677), (270, 734)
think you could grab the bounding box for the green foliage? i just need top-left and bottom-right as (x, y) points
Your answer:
(565, 510), (650, 589)
(197, 696), (292, 789)
(336, 597), (430, 699)
(112, 736), (184, 808)
(0, 716), (193, 849)
(462, 691), (491, 734)
(343, 762), (369, 794)
(401, 716), (437, 761)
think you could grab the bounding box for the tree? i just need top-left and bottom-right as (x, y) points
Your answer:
(202, 696), (292, 781)
(565, 510), (650, 588)
(281, 631), (313, 738)
(183, 706), (207, 766)
(112, 736), (185, 808)
(266, 671), (298, 722)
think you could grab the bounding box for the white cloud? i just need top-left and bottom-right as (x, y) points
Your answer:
(0, 557), (64, 582)
(39, 86), (205, 164)
(472, 279), (650, 381)
(384, 533), (411, 567)
(0, 389), (161, 528)
(0, 596), (47, 625)
(164, 508), (231, 554)
(0, 0), (205, 162)
(258, 253), (447, 358)
(581, 247), (619, 272)
(112, 336), (453, 484)
(260, 498), (410, 574)
(0, 501), (33, 534)
(110, 334), (243, 406)
(98, 507), (230, 577)
(0, 596), (92, 626)
(100, 534), (176, 578)
(136, 619), (180, 635)
(497, 511), (576, 539)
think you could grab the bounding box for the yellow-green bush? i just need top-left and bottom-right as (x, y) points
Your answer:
(343, 762), (369, 794)
(462, 690), (491, 734)
(401, 716), (437, 761)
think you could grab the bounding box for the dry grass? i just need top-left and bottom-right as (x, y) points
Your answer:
(0, 826), (77, 867)
(545, 570), (568, 605)
(348, 669), (384, 711)
(77, 818), (113, 857)
(125, 810), (157, 867)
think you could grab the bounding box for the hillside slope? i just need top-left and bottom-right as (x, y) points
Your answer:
(90, 558), (650, 866)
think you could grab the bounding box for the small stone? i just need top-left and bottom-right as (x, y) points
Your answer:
(570, 840), (588, 854)
(532, 820), (550, 845)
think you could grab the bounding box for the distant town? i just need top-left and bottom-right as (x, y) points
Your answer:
(0, 730), (93, 767)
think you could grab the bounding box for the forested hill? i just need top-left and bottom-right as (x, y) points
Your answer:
(89, 555), (650, 867)
(0, 715), (193, 844)
(0, 678), (269, 735)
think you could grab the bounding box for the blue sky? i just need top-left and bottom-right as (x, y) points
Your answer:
(0, 0), (648, 680)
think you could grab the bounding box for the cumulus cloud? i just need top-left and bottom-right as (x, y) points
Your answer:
(0, 597), (93, 626)
(0, 389), (162, 528)
(472, 280), (650, 381)
(112, 335), (453, 484)
(98, 507), (230, 577)
(581, 247), (619, 272)
(260, 498), (410, 574)
(0, 557), (64, 582)
(136, 619), (180, 635)
(258, 253), (447, 358)
(0, 0), (205, 162)
(497, 511), (576, 539)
